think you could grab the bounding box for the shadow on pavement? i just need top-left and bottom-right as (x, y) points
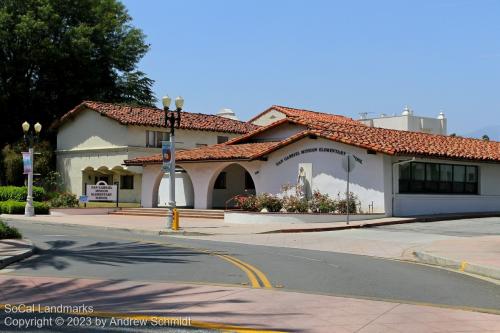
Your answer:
(12, 240), (201, 270)
(0, 278), (300, 332)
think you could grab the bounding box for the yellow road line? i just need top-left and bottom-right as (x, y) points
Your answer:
(226, 256), (273, 289)
(0, 304), (284, 333)
(217, 254), (261, 288)
(130, 238), (273, 290)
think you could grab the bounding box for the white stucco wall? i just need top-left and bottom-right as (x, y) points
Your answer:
(57, 109), (127, 151)
(251, 123), (307, 141)
(251, 110), (286, 126)
(255, 138), (386, 213)
(158, 170), (195, 207)
(126, 126), (241, 149)
(392, 157), (500, 216)
(166, 138), (386, 212)
(360, 115), (446, 135)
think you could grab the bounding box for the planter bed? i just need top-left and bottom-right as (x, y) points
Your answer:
(224, 211), (385, 224)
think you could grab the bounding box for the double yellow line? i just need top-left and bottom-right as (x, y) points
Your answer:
(215, 253), (273, 289)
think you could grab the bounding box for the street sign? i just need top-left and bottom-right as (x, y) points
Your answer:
(79, 195), (89, 203)
(342, 155), (356, 173)
(86, 181), (117, 201)
(162, 141), (172, 171)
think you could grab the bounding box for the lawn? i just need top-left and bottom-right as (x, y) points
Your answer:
(0, 220), (22, 239)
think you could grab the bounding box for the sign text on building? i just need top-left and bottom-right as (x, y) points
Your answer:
(86, 181), (117, 201)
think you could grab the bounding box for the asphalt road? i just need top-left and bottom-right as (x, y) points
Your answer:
(3, 220), (500, 312)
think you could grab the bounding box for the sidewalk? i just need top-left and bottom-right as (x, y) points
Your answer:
(1, 213), (416, 235)
(0, 239), (34, 269)
(0, 275), (498, 332)
(413, 236), (500, 280)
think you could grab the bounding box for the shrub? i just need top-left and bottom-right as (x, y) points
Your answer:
(0, 220), (22, 239)
(336, 192), (358, 214)
(38, 171), (64, 193)
(255, 193), (282, 212)
(309, 191), (336, 213)
(232, 195), (259, 211)
(49, 192), (79, 208)
(0, 200), (50, 215)
(0, 186), (46, 202)
(282, 195), (309, 213)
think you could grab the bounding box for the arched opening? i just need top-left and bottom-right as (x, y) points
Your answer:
(155, 166), (195, 208)
(211, 164), (256, 209)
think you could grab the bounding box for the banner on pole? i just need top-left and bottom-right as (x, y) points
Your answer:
(161, 141), (172, 172)
(22, 152), (32, 174)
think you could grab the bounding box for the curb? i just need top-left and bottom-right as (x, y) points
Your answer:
(259, 218), (418, 234)
(413, 251), (500, 281)
(0, 239), (35, 269)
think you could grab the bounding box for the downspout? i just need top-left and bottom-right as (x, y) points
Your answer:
(391, 157), (416, 217)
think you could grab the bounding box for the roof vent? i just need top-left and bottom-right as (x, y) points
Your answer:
(402, 105), (411, 116)
(359, 112), (368, 119)
(217, 108), (238, 120)
(437, 111), (445, 120)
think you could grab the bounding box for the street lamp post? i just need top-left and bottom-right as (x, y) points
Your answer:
(22, 121), (42, 217)
(162, 95), (184, 229)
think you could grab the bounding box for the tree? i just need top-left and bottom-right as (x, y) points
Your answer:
(0, 0), (156, 147)
(482, 134), (490, 141)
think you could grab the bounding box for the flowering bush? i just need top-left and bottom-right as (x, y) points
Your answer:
(336, 192), (358, 214)
(255, 193), (282, 212)
(282, 195), (309, 212)
(233, 195), (259, 211)
(309, 190), (336, 213)
(231, 190), (359, 214)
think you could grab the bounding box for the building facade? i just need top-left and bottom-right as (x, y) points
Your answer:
(126, 105), (500, 217)
(54, 101), (257, 204)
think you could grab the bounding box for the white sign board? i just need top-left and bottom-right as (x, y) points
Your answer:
(86, 181), (117, 201)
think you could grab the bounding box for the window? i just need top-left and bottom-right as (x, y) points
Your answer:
(214, 172), (227, 189)
(399, 162), (478, 195)
(217, 136), (229, 144)
(245, 171), (255, 190)
(120, 175), (134, 190)
(146, 131), (169, 148)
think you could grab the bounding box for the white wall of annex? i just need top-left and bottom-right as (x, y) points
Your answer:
(57, 109), (128, 151)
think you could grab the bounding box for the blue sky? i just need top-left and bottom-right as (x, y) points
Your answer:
(122, 0), (500, 135)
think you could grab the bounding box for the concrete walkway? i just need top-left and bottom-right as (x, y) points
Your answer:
(413, 236), (500, 280)
(0, 275), (498, 332)
(0, 239), (34, 269)
(1, 213), (415, 235)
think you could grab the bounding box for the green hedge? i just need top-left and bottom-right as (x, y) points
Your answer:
(0, 200), (49, 214)
(0, 220), (22, 239)
(0, 186), (46, 202)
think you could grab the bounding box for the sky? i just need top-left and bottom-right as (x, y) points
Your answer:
(122, 0), (500, 136)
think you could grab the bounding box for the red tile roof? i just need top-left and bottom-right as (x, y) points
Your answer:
(53, 101), (258, 134)
(125, 106), (500, 166)
(125, 142), (280, 165)
(249, 105), (361, 125)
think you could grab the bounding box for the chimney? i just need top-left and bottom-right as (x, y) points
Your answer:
(217, 108), (239, 120)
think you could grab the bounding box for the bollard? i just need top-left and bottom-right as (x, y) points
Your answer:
(172, 208), (179, 230)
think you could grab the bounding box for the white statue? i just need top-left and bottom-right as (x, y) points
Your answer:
(297, 166), (306, 199)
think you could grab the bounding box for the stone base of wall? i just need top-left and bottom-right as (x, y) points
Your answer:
(224, 211), (385, 224)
